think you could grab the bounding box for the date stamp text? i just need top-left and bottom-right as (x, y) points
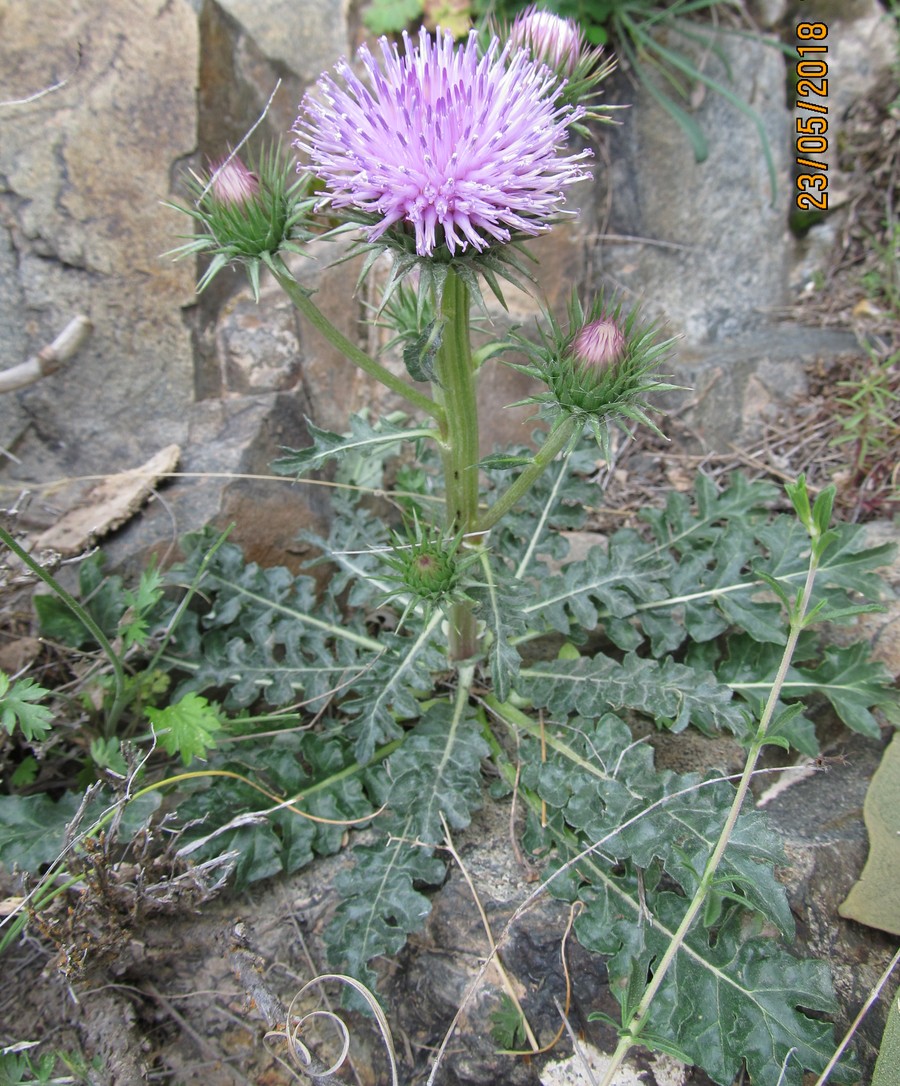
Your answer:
(795, 21), (829, 211)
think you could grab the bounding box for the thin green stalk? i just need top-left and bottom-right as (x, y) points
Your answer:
(514, 444), (576, 581)
(0, 527), (129, 736)
(442, 661), (476, 768)
(433, 266), (481, 660)
(475, 414), (579, 534)
(145, 525), (233, 676)
(267, 254), (444, 425)
(597, 519), (824, 1085)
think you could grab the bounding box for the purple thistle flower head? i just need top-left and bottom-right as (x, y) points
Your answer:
(293, 28), (590, 259)
(509, 6), (583, 78)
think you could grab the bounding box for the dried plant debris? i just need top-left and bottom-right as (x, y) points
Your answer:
(30, 444), (180, 556)
(23, 823), (228, 982)
(839, 731), (900, 936)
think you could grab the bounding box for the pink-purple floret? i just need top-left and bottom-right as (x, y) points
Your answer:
(293, 28), (591, 258)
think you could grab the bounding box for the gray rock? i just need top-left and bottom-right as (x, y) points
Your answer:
(748, 0), (788, 29)
(0, 0), (345, 568)
(0, 214), (30, 458)
(594, 33), (792, 346)
(197, 0), (331, 159)
(381, 801), (595, 1086)
(669, 323), (861, 450)
(215, 0), (350, 86)
(217, 287), (304, 395)
(790, 219), (842, 295)
(0, 0), (197, 473)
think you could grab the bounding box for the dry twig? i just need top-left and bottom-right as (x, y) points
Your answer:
(0, 315), (92, 394)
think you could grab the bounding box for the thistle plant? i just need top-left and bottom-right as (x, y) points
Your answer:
(285, 23), (657, 661)
(7, 12), (890, 1086)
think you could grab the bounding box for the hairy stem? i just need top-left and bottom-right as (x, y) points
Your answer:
(433, 267), (480, 661)
(268, 255), (443, 424)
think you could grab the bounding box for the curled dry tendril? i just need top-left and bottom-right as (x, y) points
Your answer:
(264, 973), (399, 1085)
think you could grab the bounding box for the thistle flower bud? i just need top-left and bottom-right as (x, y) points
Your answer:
(508, 292), (679, 455)
(408, 551), (453, 596)
(509, 6), (582, 78)
(209, 155), (260, 207)
(572, 317), (626, 369)
(495, 5), (619, 139)
(166, 142), (315, 299)
(379, 519), (479, 609)
(383, 533), (461, 604)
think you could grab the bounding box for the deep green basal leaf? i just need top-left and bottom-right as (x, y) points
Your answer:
(0, 793), (88, 870)
(518, 653), (745, 735)
(325, 835), (446, 991)
(384, 701), (488, 843)
(0, 790), (160, 872)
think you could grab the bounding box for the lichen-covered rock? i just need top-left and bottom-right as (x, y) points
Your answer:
(0, 0), (197, 469)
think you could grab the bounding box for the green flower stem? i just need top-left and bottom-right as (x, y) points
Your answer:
(268, 255), (444, 425)
(0, 527), (128, 737)
(475, 414), (579, 535)
(433, 266), (481, 661)
(597, 524), (824, 1086)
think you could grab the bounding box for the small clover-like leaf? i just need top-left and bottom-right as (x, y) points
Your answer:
(490, 993), (528, 1050)
(0, 674), (54, 742)
(147, 693), (223, 766)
